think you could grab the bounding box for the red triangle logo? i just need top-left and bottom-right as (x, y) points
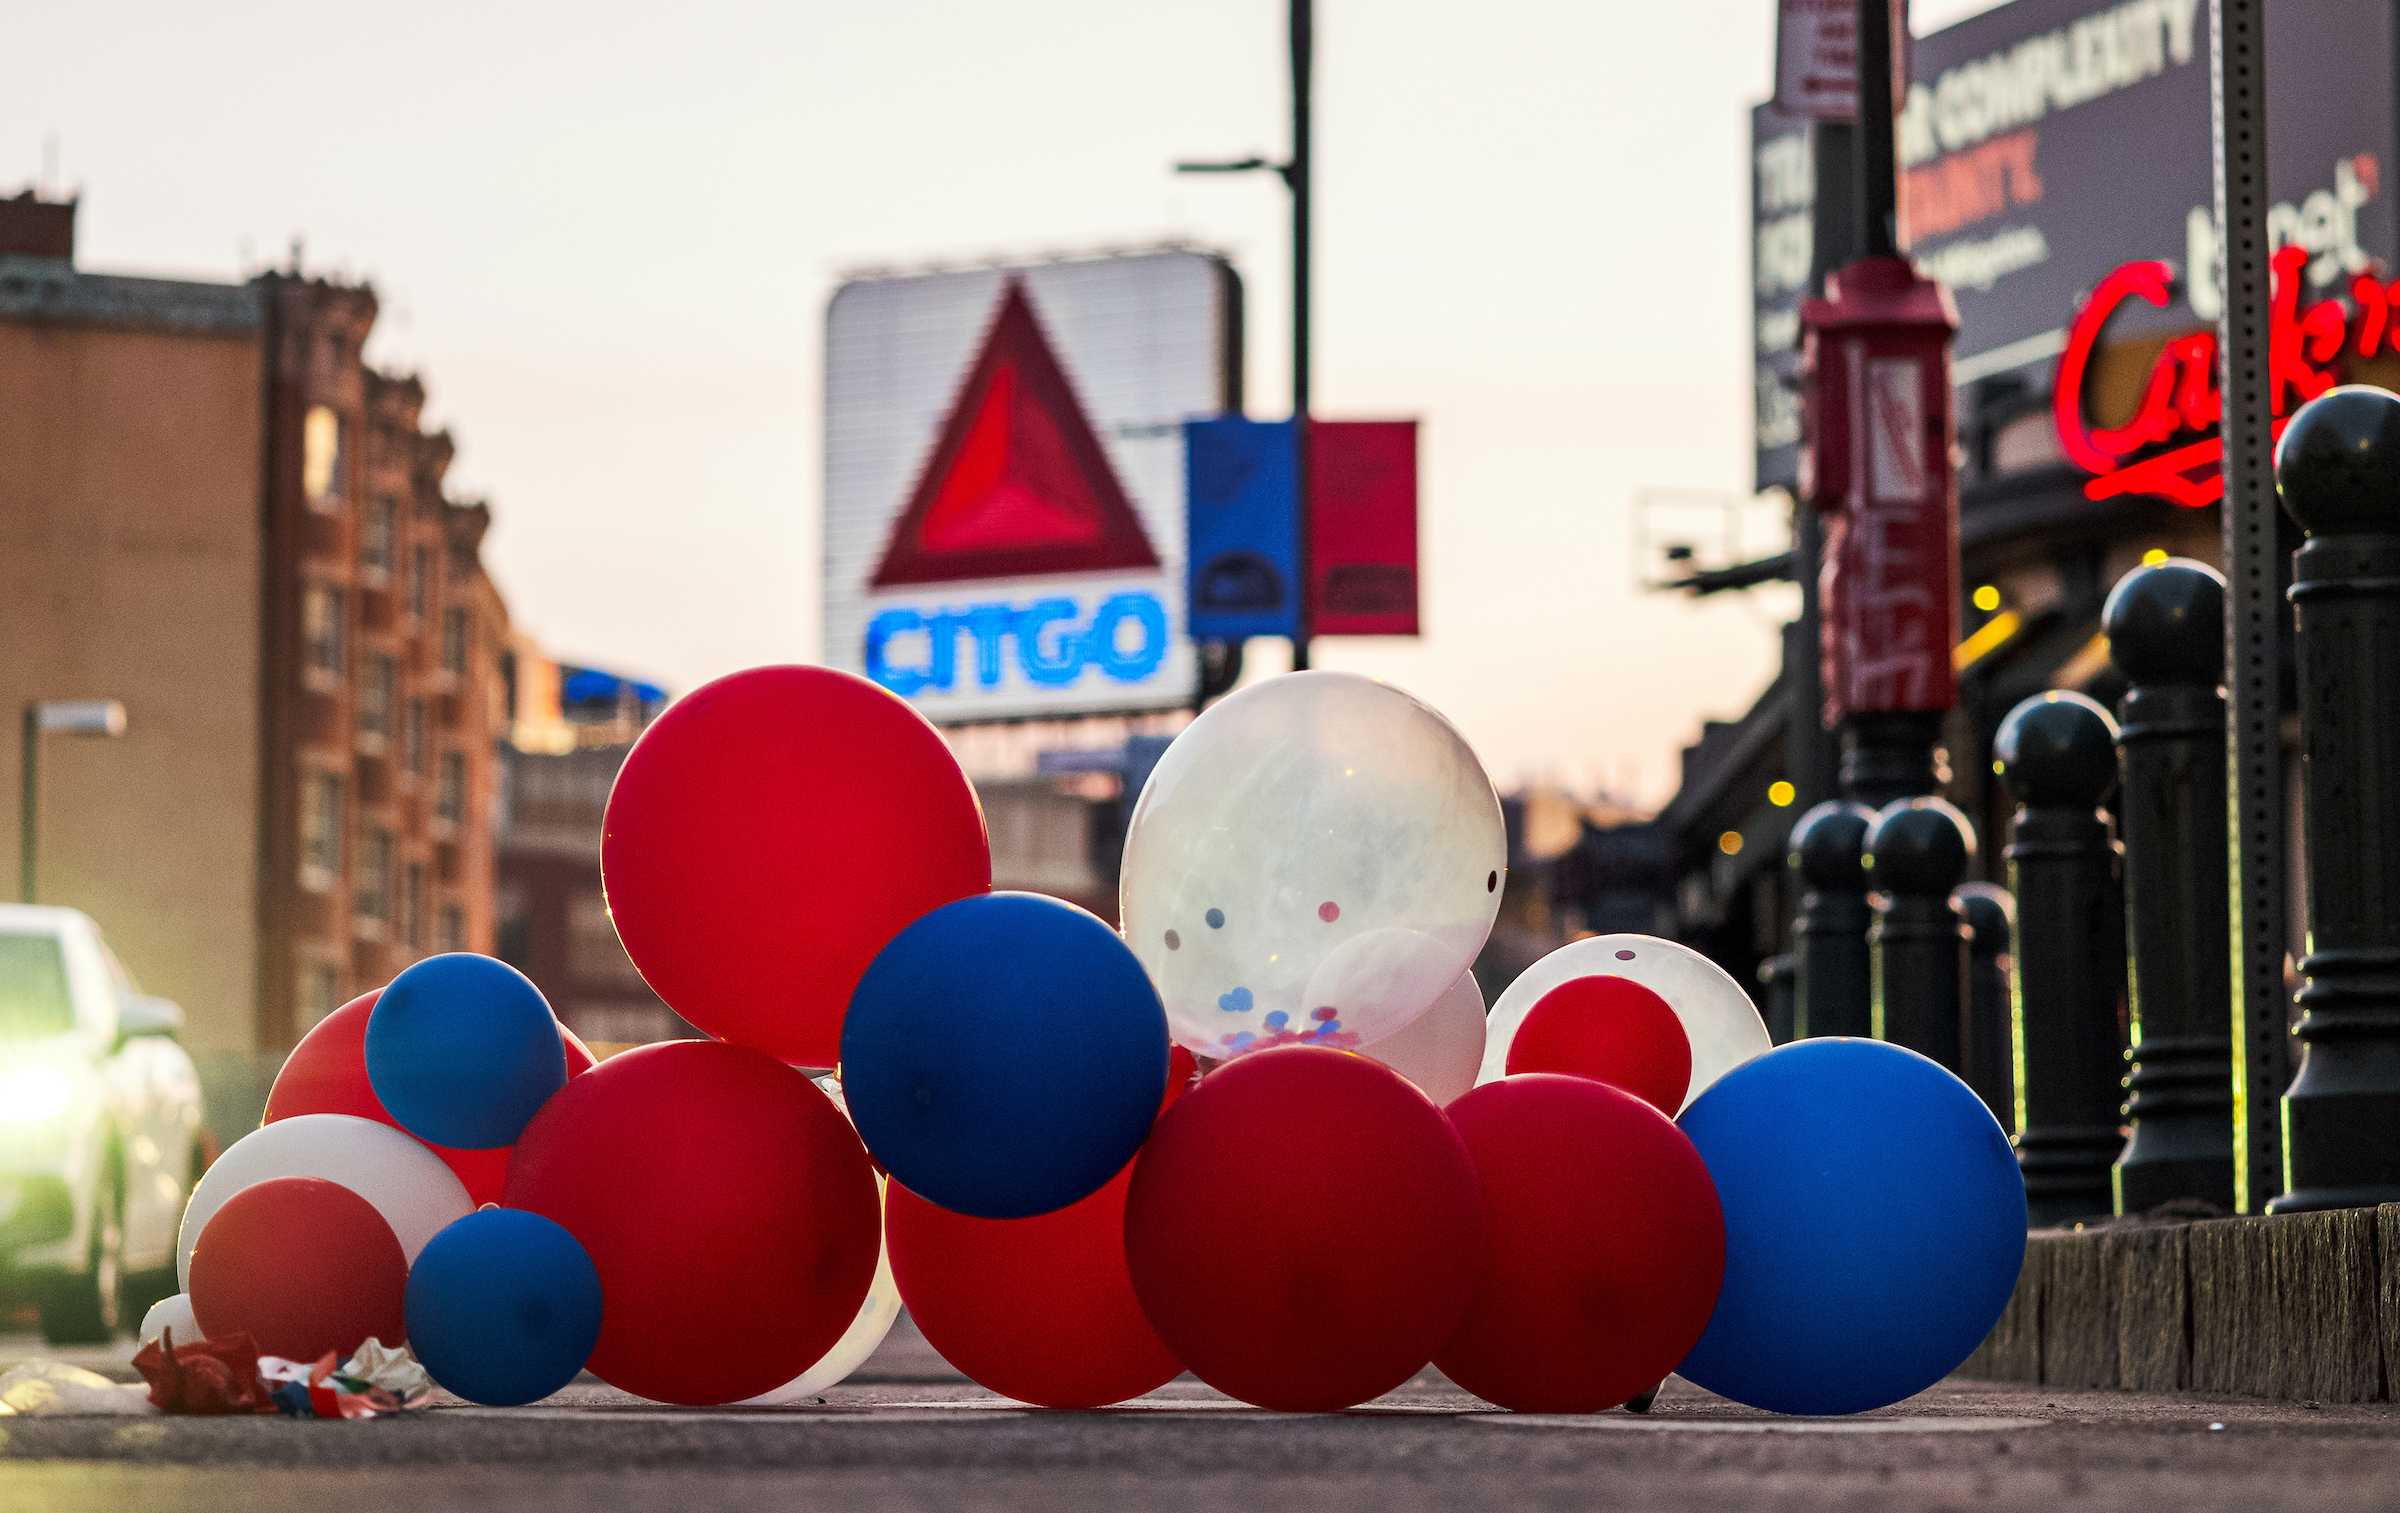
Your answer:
(871, 279), (1161, 588)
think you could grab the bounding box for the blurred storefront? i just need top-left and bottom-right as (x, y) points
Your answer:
(1656, 0), (2394, 996)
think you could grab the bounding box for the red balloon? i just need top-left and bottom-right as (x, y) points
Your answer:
(266, 991), (596, 1206)
(600, 666), (991, 1068)
(884, 1044), (1196, 1409)
(1435, 1075), (1725, 1413)
(1123, 1046), (1483, 1411)
(1504, 975), (1693, 1114)
(189, 1176), (408, 1361)
(504, 1039), (881, 1405)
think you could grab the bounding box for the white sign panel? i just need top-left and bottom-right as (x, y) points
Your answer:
(823, 251), (1234, 723)
(1777, 0), (1861, 118)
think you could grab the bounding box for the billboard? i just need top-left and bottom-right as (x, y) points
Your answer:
(1753, 101), (1814, 493)
(1900, 0), (2397, 384)
(1751, 0), (2400, 501)
(823, 251), (1238, 722)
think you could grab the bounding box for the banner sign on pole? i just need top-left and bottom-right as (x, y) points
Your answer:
(1309, 420), (1420, 637)
(1185, 416), (1299, 641)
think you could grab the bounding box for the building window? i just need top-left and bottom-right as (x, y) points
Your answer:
(438, 904), (465, 954)
(299, 962), (343, 1027)
(437, 751), (465, 823)
(410, 544), (430, 621)
(404, 861), (424, 951)
(300, 772), (343, 891)
(363, 495), (397, 576)
(302, 406), (346, 509)
(356, 826), (393, 924)
(360, 654), (396, 738)
(568, 891), (648, 988)
(303, 585), (347, 680)
(405, 698), (427, 774)
(442, 607), (469, 676)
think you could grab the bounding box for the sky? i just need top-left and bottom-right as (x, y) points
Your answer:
(5, 0), (2000, 807)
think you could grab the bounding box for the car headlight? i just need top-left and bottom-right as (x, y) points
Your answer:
(0, 1065), (73, 1123)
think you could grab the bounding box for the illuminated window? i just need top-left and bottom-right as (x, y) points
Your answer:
(1768, 780), (1796, 808)
(300, 772), (343, 890)
(302, 406), (346, 508)
(303, 586), (347, 679)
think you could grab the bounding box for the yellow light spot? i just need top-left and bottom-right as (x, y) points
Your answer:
(1954, 610), (2023, 672)
(2142, 547), (2170, 566)
(1992, 759), (2006, 775)
(1768, 781), (1796, 807)
(1972, 584), (2002, 612)
(1718, 831), (1744, 856)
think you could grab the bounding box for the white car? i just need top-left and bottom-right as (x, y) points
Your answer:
(0, 905), (203, 1344)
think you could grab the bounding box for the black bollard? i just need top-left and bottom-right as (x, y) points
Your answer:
(2269, 386), (2400, 1212)
(1865, 798), (1974, 1071)
(1996, 691), (2127, 1227)
(1757, 953), (1797, 1045)
(1955, 882), (2017, 1131)
(2105, 560), (2236, 1215)
(1787, 801), (1877, 1039)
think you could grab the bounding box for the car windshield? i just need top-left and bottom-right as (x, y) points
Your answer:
(0, 933), (75, 1037)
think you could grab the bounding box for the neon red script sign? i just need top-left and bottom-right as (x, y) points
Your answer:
(2053, 245), (2399, 508)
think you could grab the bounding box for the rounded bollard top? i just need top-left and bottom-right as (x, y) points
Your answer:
(2103, 559), (2225, 686)
(2275, 385), (2400, 536)
(1953, 882), (2014, 957)
(1864, 798), (1976, 897)
(1995, 691), (2121, 807)
(1788, 800), (1876, 891)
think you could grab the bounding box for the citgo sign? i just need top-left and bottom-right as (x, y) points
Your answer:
(821, 251), (1238, 723)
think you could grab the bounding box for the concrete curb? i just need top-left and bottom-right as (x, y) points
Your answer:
(1959, 1207), (2396, 1400)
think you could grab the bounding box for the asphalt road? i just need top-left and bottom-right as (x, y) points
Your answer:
(2, 1318), (2395, 1512)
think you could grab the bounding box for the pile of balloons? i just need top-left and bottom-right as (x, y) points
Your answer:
(163, 664), (2025, 1416)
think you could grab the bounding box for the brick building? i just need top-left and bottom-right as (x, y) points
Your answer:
(0, 191), (511, 1113)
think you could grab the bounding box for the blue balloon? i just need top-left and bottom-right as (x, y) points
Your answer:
(841, 892), (1169, 1219)
(1674, 1038), (2025, 1415)
(405, 1209), (603, 1407)
(366, 953), (565, 1149)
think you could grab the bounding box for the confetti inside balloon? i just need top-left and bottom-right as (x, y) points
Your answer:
(1479, 935), (1770, 1112)
(1121, 671), (1506, 1058)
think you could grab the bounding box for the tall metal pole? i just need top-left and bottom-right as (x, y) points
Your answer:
(18, 706), (34, 906)
(1854, 0), (1899, 260)
(2209, 0), (2289, 1214)
(1289, 0), (1315, 672)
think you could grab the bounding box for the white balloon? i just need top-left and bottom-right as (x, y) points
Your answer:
(1358, 970), (1486, 1106)
(139, 1292), (201, 1346)
(1477, 934), (1772, 1113)
(745, 1078), (901, 1402)
(177, 1114), (474, 1288)
(741, 1204), (903, 1403)
(1121, 671), (1506, 1058)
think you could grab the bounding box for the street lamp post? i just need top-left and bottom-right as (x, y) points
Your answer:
(20, 699), (128, 905)
(1176, 0), (1315, 671)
